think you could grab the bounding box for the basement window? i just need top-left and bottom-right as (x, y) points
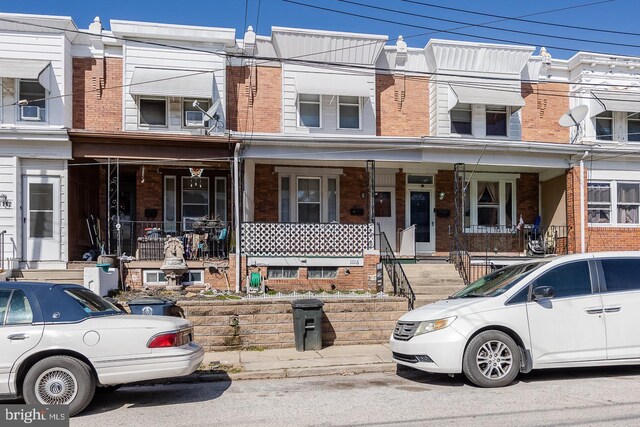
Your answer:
(267, 267), (298, 279)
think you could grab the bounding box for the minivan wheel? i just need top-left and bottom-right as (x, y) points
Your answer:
(463, 330), (521, 388)
(23, 356), (96, 417)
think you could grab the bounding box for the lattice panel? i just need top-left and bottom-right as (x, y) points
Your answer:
(242, 222), (375, 257)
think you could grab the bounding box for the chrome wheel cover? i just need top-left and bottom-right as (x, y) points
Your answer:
(35, 367), (78, 405)
(476, 340), (513, 380)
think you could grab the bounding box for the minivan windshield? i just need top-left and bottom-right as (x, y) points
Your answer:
(450, 261), (549, 299)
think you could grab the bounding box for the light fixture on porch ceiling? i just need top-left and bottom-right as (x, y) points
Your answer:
(439, 191), (446, 201)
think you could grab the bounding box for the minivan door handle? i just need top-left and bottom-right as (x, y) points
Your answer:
(7, 333), (29, 341)
(604, 307), (621, 313)
(585, 308), (604, 314)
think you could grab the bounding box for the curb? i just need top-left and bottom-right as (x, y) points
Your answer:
(131, 362), (397, 386)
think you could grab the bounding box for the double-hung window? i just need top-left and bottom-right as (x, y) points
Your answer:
(450, 103), (472, 135)
(278, 170), (340, 223)
(486, 105), (508, 136)
(465, 178), (516, 228)
(139, 98), (167, 127)
(182, 177), (209, 229)
(587, 182), (612, 224)
(589, 181), (640, 225)
(338, 96), (360, 129)
(18, 80), (46, 122)
(298, 94), (321, 128)
(595, 111), (613, 141)
(297, 178), (321, 223)
(628, 113), (640, 142)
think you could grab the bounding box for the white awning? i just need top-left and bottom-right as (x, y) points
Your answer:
(590, 90), (640, 116)
(0, 58), (52, 91)
(448, 82), (525, 111)
(295, 73), (371, 97)
(129, 67), (214, 98)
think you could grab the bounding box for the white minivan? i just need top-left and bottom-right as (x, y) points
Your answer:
(390, 252), (640, 387)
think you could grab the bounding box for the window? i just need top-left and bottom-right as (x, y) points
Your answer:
(164, 176), (177, 232)
(267, 267), (298, 279)
(308, 267), (338, 279)
(18, 80), (46, 122)
(139, 98), (167, 126)
(338, 96), (360, 129)
(407, 175), (433, 185)
(601, 258), (640, 292)
(328, 178), (338, 222)
(280, 176), (290, 222)
(595, 111), (613, 141)
(617, 183), (640, 224)
(451, 103), (472, 135)
(628, 113), (640, 142)
(297, 178), (321, 223)
(469, 179), (516, 228)
(64, 288), (119, 314)
(533, 261), (592, 298)
(486, 105), (508, 136)
(183, 99), (210, 127)
(298, 94), (321, 128)
(477, 181), (499, 226)
(0, 290), (11, 325)
(143, 270), (203, 285)
(182, 177), (209, 229)
(588, 182), (611, 224)
(5, 290), (33, 324)
(214, 177), (227, 222)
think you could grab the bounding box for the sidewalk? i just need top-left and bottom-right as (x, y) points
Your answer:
(168, 344), (396, 384)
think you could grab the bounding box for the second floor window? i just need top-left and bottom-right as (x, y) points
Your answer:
(298, 94), (321, 128)
(338, 96), (360, 129)
(450, 103), (472, 135)
(628, 113), (640, 142)
(183, 99), (210, 127)
(18, 80), (46, 122)
(486, 105), (508, 136)
(595, 111), (613, 141)
(139, 98), (167, 127)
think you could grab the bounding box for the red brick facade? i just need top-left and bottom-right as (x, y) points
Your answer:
(226, 65), (282, 133)
(520, 82), (569, 143)
(72, 57), (122, 131)
(376, 74), (429, 137)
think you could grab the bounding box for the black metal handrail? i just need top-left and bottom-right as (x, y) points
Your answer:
(379, 225), (415, 310)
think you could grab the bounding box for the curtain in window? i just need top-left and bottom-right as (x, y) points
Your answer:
(477, 181), (499, 226)
(618, 183), (639, 224)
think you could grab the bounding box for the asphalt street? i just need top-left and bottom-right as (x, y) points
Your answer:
(71, 366), (640, 426)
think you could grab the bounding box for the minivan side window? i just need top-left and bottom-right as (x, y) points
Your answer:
(0, 290), (11, 325)
(533, 261), (592, 298)
(5, 290), (33, 325)
(601, 259), (640, 291)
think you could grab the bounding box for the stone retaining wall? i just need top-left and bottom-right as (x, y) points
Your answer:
(178, 297), (408, 351)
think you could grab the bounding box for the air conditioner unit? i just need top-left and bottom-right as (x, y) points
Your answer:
(20, 105), (42, 121)
(185, 110), (205, 127)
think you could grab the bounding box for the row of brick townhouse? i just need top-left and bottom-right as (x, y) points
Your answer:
(1, 12), (640, 291)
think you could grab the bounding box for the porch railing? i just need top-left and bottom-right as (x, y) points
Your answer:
(379, 226), (415, 310)
(241, 222), (375, 257)
(115, 220), (230, 261)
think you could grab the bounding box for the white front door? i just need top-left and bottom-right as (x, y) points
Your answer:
(526, 260), (607, 366)
(375, 188), (396, 250)
(407, 189), (435, 253)
(22, 176), (60, 262)
(0, 288), (44, 395)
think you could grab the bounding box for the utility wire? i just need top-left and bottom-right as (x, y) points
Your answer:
(398, 0), (640, 38)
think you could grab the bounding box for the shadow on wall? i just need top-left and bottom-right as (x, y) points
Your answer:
(322, 312), (336, 347)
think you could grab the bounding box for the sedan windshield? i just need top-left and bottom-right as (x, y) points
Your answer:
(64, 288), (122, 316)
(450, 261), (549, 298)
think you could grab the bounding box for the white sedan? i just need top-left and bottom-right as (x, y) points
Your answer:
(0, 282), (204, 416)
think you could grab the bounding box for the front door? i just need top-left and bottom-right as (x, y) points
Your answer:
(375, 188), (396, 250)
(526, 260), (607, 366)
(408, 190), (434, 252)
(22, 176), (60, 262)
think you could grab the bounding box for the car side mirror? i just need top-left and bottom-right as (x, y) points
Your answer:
(532, 286), (555, 300)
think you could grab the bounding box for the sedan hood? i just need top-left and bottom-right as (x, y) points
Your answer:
(400, 298), (488, 322)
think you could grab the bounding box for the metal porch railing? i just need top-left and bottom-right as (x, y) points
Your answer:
(379, 225), (415, 310)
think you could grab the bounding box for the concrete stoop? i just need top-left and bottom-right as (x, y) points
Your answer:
(10, 268), (85, 285)
(402, 262), (465, 308)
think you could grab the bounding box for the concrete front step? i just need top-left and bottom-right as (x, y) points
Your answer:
(407, 277), (465, 286)
(411, 286), (463, 296)
(12, 269), (85, 285)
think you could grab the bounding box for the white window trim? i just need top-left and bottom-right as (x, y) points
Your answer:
(267, 266), (299, 279)
(594, 111), (614, 142)
(138, 96), (168, 128)
(485, 105), (510, 138)
(450, 104), (472, 136)
(296, 176), (322, 223)
(297, 94), (322, 128)
(181, 176), (210, 228)
(143, 269), (204, 285)
(277, 171), (341, 223)
(337, 96), (362, 130)
(307, 266), (339, 279)
(467, 177), (517, 230)
(16, 79), (47, 124)
(588, 180), (640, 227)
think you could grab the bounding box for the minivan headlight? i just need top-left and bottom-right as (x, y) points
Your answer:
(414, 316), (457, 336)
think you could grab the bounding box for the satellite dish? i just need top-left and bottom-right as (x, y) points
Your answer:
(559, 105), (588, 127)
(204, 99), (221, 119)
(559, 105), (589, 144)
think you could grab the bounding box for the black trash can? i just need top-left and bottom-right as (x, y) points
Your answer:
(291, 298), (324, 351)
(128, 297), (176, 316)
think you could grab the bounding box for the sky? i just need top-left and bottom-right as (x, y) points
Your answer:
(1, 0), (639, 59)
